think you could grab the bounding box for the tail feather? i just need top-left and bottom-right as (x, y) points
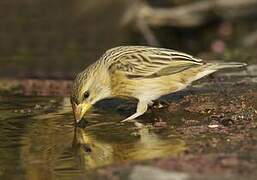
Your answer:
(208, 62), (247, 70)
(189, 61), (247, 82)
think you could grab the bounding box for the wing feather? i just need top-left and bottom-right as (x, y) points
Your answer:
(106, 46), (203, 78)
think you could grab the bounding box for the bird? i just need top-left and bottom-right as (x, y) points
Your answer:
(70, 46), (246, 124)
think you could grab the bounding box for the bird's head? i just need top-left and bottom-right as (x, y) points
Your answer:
(70, 65), (111, 123)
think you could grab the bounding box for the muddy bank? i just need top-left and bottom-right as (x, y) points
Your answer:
(93, 82), (256, 179)
(0, 79), (72, 96)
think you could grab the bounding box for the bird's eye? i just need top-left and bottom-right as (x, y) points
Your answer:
(84, 91), (90, 99)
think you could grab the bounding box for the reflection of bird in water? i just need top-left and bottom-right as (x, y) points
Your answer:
(72, 126), (186, 170)
(70, 46), (246, 124)
(72, 127), (114, 169)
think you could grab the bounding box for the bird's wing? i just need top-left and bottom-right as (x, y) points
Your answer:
(107, 46), (204, 78)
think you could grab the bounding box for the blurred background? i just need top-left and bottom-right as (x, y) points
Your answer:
(0, 0), (256, 79)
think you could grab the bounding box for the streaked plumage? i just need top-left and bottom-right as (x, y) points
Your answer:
(71, 46), (246, 123)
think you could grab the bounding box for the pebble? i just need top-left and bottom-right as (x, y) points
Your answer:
(208, 124), (220, 128)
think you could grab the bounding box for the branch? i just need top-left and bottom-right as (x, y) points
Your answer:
(123, 0), (257, 27)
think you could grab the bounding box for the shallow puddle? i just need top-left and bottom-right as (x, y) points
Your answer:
(0, 96), (186, 179)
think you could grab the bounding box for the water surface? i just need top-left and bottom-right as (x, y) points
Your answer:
(0, 96), (186, 179)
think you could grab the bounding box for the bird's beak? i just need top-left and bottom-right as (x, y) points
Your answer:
(72, 102), (92, 123)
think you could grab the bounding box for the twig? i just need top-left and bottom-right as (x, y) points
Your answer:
(123, 0), (257, 27)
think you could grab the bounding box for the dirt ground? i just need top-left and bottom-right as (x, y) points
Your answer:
(91, 78), (257, 180)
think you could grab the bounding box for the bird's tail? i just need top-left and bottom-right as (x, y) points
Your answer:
(207, 62), (247, 70)
(189, 61), (247, 82)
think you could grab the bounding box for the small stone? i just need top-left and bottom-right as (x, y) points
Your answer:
(208, 124), (220, 128)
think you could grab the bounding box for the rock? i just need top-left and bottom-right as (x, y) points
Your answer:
(208, 124), (220, 128)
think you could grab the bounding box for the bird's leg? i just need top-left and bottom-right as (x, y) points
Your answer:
(121, 100), (148, 123)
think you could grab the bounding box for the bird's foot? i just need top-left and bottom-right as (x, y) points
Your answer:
(150, 100), (169, 109)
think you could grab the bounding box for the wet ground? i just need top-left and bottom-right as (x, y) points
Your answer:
(0, 65), (256, 180)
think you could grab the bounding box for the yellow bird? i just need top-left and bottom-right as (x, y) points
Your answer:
(70, 46), (246, 123)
